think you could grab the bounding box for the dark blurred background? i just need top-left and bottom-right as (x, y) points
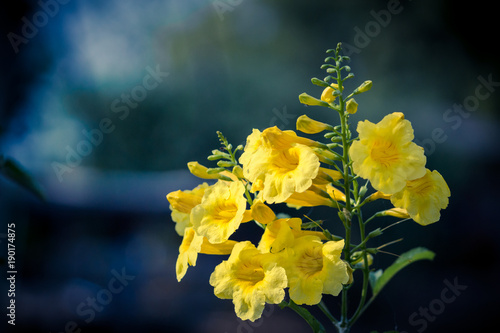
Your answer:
(1, 0), (499, 332)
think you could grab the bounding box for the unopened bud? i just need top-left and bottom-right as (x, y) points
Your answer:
(296, 115), (333, 134)
(299, 93), (330, 107)
(187, 161), (220, 179)
(345, 98), (358, 114)
(321, 84), (339, 103)
(354, 80), (372, 94)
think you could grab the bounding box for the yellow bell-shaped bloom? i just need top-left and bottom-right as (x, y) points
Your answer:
(240, 127), (321, 204)
(176, 227), (238, 282)
(349, 112), (426, 194)
(209, 241), (287, 322)
(191, 180), (251, 244)
(390, 169), (450, 225)
(286, 236), (351, 305)
(167, 183), (209, 236)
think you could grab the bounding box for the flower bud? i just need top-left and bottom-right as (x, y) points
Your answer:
(321, 84), (339, 103)
(345, 98), (358, 114)
(232, 165), (244, 179)
(296, 115), (333, 134)
(251, 200), (276, 224)
(381, 208), (410, 219)
(352, 251), (374, 268)
(299, 93), (330, 107)
(187, 161), (220, 179)
(354, 80), (372, 94)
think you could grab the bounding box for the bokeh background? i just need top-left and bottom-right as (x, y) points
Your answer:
(1, 0), (499, 332)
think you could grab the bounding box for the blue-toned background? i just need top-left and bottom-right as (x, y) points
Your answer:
(1, 0), (499, 332)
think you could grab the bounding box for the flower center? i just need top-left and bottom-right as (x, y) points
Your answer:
(296, 247), (323, 277)
(235, 262), (266, 287)
(213, 202), (239, 223)
(271, 148), (300, 174)
(370, 139), (400, 168)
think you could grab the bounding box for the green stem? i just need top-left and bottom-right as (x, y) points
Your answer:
(336, 64), (353, 331)
(317, 300), (339, 326)
(349, 211), (370, 325)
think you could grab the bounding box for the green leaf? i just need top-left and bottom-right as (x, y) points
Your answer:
(283, 300), (326, 333)
(372, 247), (435, 296)
(369, 269), (383, 291)
(0, 156), (45, 200)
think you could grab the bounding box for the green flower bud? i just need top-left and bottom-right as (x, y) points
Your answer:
(346, 98), (358, 114)
(354, 80), (372, 94)
(298, 93), (330, 107)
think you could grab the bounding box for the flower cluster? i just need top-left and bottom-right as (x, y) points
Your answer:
(167, 127), (352, 321)
(166, 44), (450, 331)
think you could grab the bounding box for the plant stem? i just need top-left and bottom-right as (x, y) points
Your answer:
(336, 62), (353, 332)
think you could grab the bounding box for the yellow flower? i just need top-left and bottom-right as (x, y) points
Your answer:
(209, 241), (287, 321)
(390, 169), (450, 226)
(286, 236), (350, 305)
(258, 218), (327, 254)
(321, 84), (339, 103)
(240, 127), (321, 204)
(176, 227), (237, 282)
(167, 183), (209, 236)
(349, 112), (426, 194)
(296, 115), (333, 134)
(191, 180), (251, 244)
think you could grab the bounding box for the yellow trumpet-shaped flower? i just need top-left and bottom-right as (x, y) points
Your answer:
(390, 169), (450, 226)
(286, 236), (350, 305)
(240, 127), (321, 204)
(167, 183), (209, 236)
(349, 112), (426, 194)
(210, 241), (287, 322)
(191, 180), (251, 244)
(176, 227), (237, 282)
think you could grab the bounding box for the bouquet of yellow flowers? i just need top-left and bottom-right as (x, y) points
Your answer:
(167, 43), (450, 333)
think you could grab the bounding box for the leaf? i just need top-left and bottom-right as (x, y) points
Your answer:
(282, 300), (326, 333)
(369, 269), (383, 291)
(0, 156), (45, 200)
(372, 247), (435, 296)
